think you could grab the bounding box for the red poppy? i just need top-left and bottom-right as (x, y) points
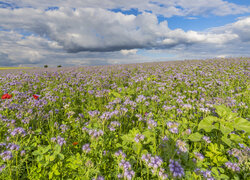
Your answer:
(33, 94), (40, 100)
(73, 142), (78, 145)
(1, 93), (12, 99)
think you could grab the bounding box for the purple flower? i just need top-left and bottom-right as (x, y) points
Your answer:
(167, 121), (179, 134)
(123, 169), (135, 180)
(0, 164), (6, 172)
(10, 127), (27, 137)
(51, 136), (66, 146)
(134, 134), (144, 143)
(194, 152), (204, 161)
(21, 150), (26, 156)
(158, 168), (168, 180)
(114, 150), (126, 158)
(225, 162), (240, 172)
(169, 160), (184, 178)
(7, 143), (20, 151)
(92, 176), (104, 180)
(60, 124), (68, 133)
(82, 144), (91, 153)
(176, 140), (188, 153)
(0, 151), (12, 161)
(203, 136), (211, 143)
(136, 95), (146, 103)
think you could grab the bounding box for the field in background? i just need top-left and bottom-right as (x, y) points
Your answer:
(0, 58), (249, 180)
(0, 67), (34, 70)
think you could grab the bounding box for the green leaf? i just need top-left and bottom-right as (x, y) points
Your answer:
(32, 150), (40, 156)
(220, 124), (232, 136)
(49, 155), (56, 161)
(214, 105), (230, 118)
(221, 136), (232, 147)
(198, 116), (219, 132)
(234, 117), (250, 133)
(188, 132), (203, 142)
(58, 153), (64, 160)
(54, 144), (61, 154)
(230, 134), (243, 143)
(219, 174), (229, 179)
(211, 167), (219, 176)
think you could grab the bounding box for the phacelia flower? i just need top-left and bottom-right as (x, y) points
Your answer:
(0, 151), (13, 161)
(82, 143), (91, 153)
(203, 136), (211, 143)
(134, 134), (144, 143)
(167, 121), (179, 134)
(225, 162), (240, 172)
(169, 160), (185, 178)
(176, 140), (188, 153)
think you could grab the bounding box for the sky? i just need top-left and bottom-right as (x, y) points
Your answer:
(0, 0), (250, 67)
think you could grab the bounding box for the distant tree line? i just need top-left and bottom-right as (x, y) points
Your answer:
(44, 65), (62, 68)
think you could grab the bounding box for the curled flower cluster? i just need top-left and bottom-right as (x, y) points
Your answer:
(10, 127), (27, 137)
(141, 154), (167, 179)
(92, 176), (104, 180)
(118, 159), (135, 180)
(195, 169), (215, 180)
(0, 151), (13, 161)
(202, 136), (211, 143)
(167, 121), (179, 134)
(134, 134), (144, 143)
(176, 140), (188, 153)
(147, 119), (157, 129)
(82, 143), (91, 153)
(225, 162), (240, 172)
(194, 152), (204, 161)
(6, 143), (20, 151)
(108, 121), (121, 131)
(114, 150), (126, 159)
(88, 110), (100, 117)
(169, 159), (185, 178)
(51, 136), (66, 146)
(88, 129), (104, 139)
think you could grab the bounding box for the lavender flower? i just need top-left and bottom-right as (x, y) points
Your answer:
(20, 150), (26, 156)
(92, 176), (105, 180)
(176, 140), (188, 153)
(10, 127), (27, 137)
(194, 152), (204, 161)
(225, 162), (240, 172)
(114, 150), (126, 159)
(108, 121), (121, 131)
(123, 169), (135, 180)
(60, 124), (68, 133)
(0, 164), (6, 172)
(169, 160), (185, 178)
(88, 129), (104, 139)
(147, 119), (157, 129)
(203, 136), (211, 143)
(0, 151), (13, 161)
(6, 143), (20, 151)
(82, 144), (91, 153)
(134, 134), (144, 143)
(158, 168), (168, 180)
(167, 121), (179, 134)
(51, 136), (66, 146)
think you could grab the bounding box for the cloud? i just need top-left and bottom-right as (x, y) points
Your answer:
(3, 0), (250, 17)
(1, 7), (247, 54)
(120, 49), (138, 55)
(0, 1), (250, 66)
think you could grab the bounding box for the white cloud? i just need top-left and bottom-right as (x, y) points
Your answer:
(0, 1), (250, 66)
(120, 49), (138, 55)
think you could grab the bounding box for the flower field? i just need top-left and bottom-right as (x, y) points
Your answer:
(0, 58), (249, 179)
